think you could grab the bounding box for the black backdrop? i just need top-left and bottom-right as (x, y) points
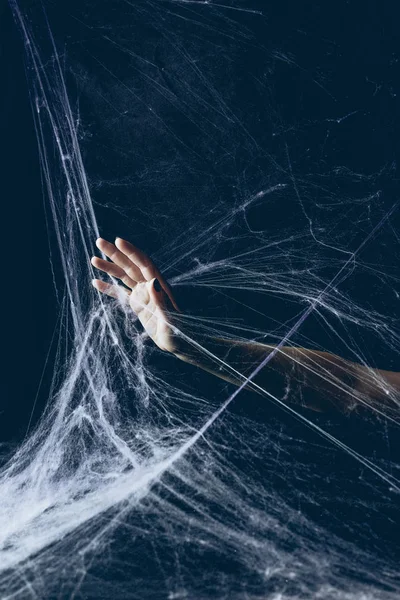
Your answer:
(1, 0), (57, 443)
(1, 2), (400, 594)
(1, 1), (399, 434)
(1, 0), (398, 442)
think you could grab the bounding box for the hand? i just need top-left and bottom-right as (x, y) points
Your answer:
(91, 237), (180, 353)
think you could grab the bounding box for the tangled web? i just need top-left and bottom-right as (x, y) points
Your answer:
(2, 0), (400, 598)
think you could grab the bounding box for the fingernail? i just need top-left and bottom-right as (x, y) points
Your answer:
(154, 278), (162, 292)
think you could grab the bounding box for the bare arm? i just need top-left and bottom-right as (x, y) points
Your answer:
(173, 335), (399, 413)
(92, 237), (400, 414)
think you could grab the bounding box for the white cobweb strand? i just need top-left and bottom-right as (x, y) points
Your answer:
(1, 2), (399, 599)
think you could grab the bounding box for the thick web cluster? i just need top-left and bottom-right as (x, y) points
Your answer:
(1, 1), (399, 598)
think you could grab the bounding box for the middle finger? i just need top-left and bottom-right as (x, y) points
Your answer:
(91, 256), (137, 289)
(96, 238), (144, 283)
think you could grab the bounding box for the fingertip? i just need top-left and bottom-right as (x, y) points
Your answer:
(92, 278), (104, 289)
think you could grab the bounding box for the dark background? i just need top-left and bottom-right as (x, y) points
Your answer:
(0, 0), (57, 442)
(1, 1), (400, 595)
(1, 0), (399, 440)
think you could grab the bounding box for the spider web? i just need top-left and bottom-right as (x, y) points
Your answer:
(2, 1), (400, 598)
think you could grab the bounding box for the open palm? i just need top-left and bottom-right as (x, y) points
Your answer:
(91, 237), (180, 353)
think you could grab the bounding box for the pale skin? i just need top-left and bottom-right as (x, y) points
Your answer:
(92, 237), (400, 414)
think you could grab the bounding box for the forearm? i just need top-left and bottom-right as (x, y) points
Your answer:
(172, 334), (399, 413)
